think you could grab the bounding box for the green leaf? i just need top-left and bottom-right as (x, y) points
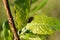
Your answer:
(25, 14), (60, 35)
(2, 21), (13, 40)
(13, 0), (30, 31)
(30, 0), (48, 14)
(20, 33), (46, 40)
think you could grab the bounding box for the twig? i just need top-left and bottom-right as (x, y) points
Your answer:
(3, 0), (20, 40)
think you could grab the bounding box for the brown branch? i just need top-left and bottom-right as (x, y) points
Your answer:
(3, 0), (20, 40)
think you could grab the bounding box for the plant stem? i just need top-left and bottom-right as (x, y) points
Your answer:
(3, 0), (20, 40)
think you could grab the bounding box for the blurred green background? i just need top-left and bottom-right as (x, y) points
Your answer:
(0, 0), (60, 27)
(0, 0), (7, 27)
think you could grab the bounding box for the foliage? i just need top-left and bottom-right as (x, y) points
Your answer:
(1, 0), (60, 40)
(20, 14), (60, 40)
(2, 21), (13, 40)
(23, 14), (60, 35)
(13, 0), (30, 31)
(20, 33), (47, 40)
